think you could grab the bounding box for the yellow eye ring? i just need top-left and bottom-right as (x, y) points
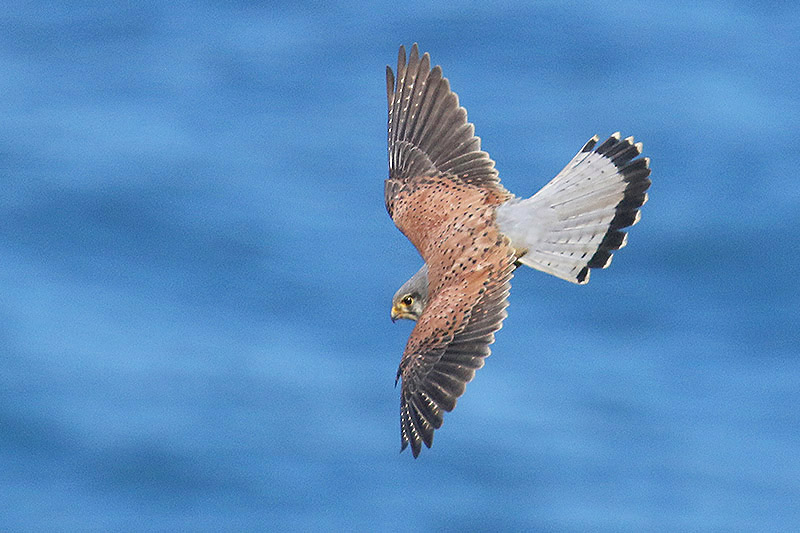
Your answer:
(401, 295), (414, 306)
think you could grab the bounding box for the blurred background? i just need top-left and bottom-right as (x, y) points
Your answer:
(2, 2), (799, 530)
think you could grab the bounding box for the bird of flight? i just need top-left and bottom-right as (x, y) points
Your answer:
(385, 44), (651, 457)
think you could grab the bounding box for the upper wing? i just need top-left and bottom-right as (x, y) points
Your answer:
(397, 253), (515, 458)
(385, 43), (501, 216)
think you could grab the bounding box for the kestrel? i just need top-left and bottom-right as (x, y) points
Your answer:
(385, 44), (651, 457)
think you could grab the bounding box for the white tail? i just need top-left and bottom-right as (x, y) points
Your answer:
(495, 133), (651, 284)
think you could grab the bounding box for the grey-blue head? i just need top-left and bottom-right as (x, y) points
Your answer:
(390, 264), (429, 322)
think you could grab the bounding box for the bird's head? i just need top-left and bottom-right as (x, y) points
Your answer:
(391, 264), (429, 322)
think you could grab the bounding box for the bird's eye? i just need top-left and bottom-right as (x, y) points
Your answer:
(401, 295), (414, 306)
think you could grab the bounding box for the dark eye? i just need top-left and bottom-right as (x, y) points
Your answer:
(401, 295), (414, 306)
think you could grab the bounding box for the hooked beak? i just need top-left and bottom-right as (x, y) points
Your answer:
(391, 305), (417, 322)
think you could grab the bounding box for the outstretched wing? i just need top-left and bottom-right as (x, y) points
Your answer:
(397, 252), (515, 458)
(385, 43), (502, 217)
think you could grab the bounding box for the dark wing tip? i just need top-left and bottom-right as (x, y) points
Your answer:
(409, 42), (419, 64)
(386, 65), (395, 107)
(397, 259), (513, 457)
(400, 401), (425, 458)
(386, 43), (501, 193)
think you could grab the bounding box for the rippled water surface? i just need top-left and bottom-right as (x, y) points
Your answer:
(2, 3), (799, 530)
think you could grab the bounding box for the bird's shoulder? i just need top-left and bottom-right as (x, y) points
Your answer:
(388, 174), (510, 259)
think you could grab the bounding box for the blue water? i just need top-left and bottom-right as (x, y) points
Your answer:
(2, 2), (799, 531)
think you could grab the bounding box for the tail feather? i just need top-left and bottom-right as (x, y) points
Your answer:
(496, 132), (651, 284)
